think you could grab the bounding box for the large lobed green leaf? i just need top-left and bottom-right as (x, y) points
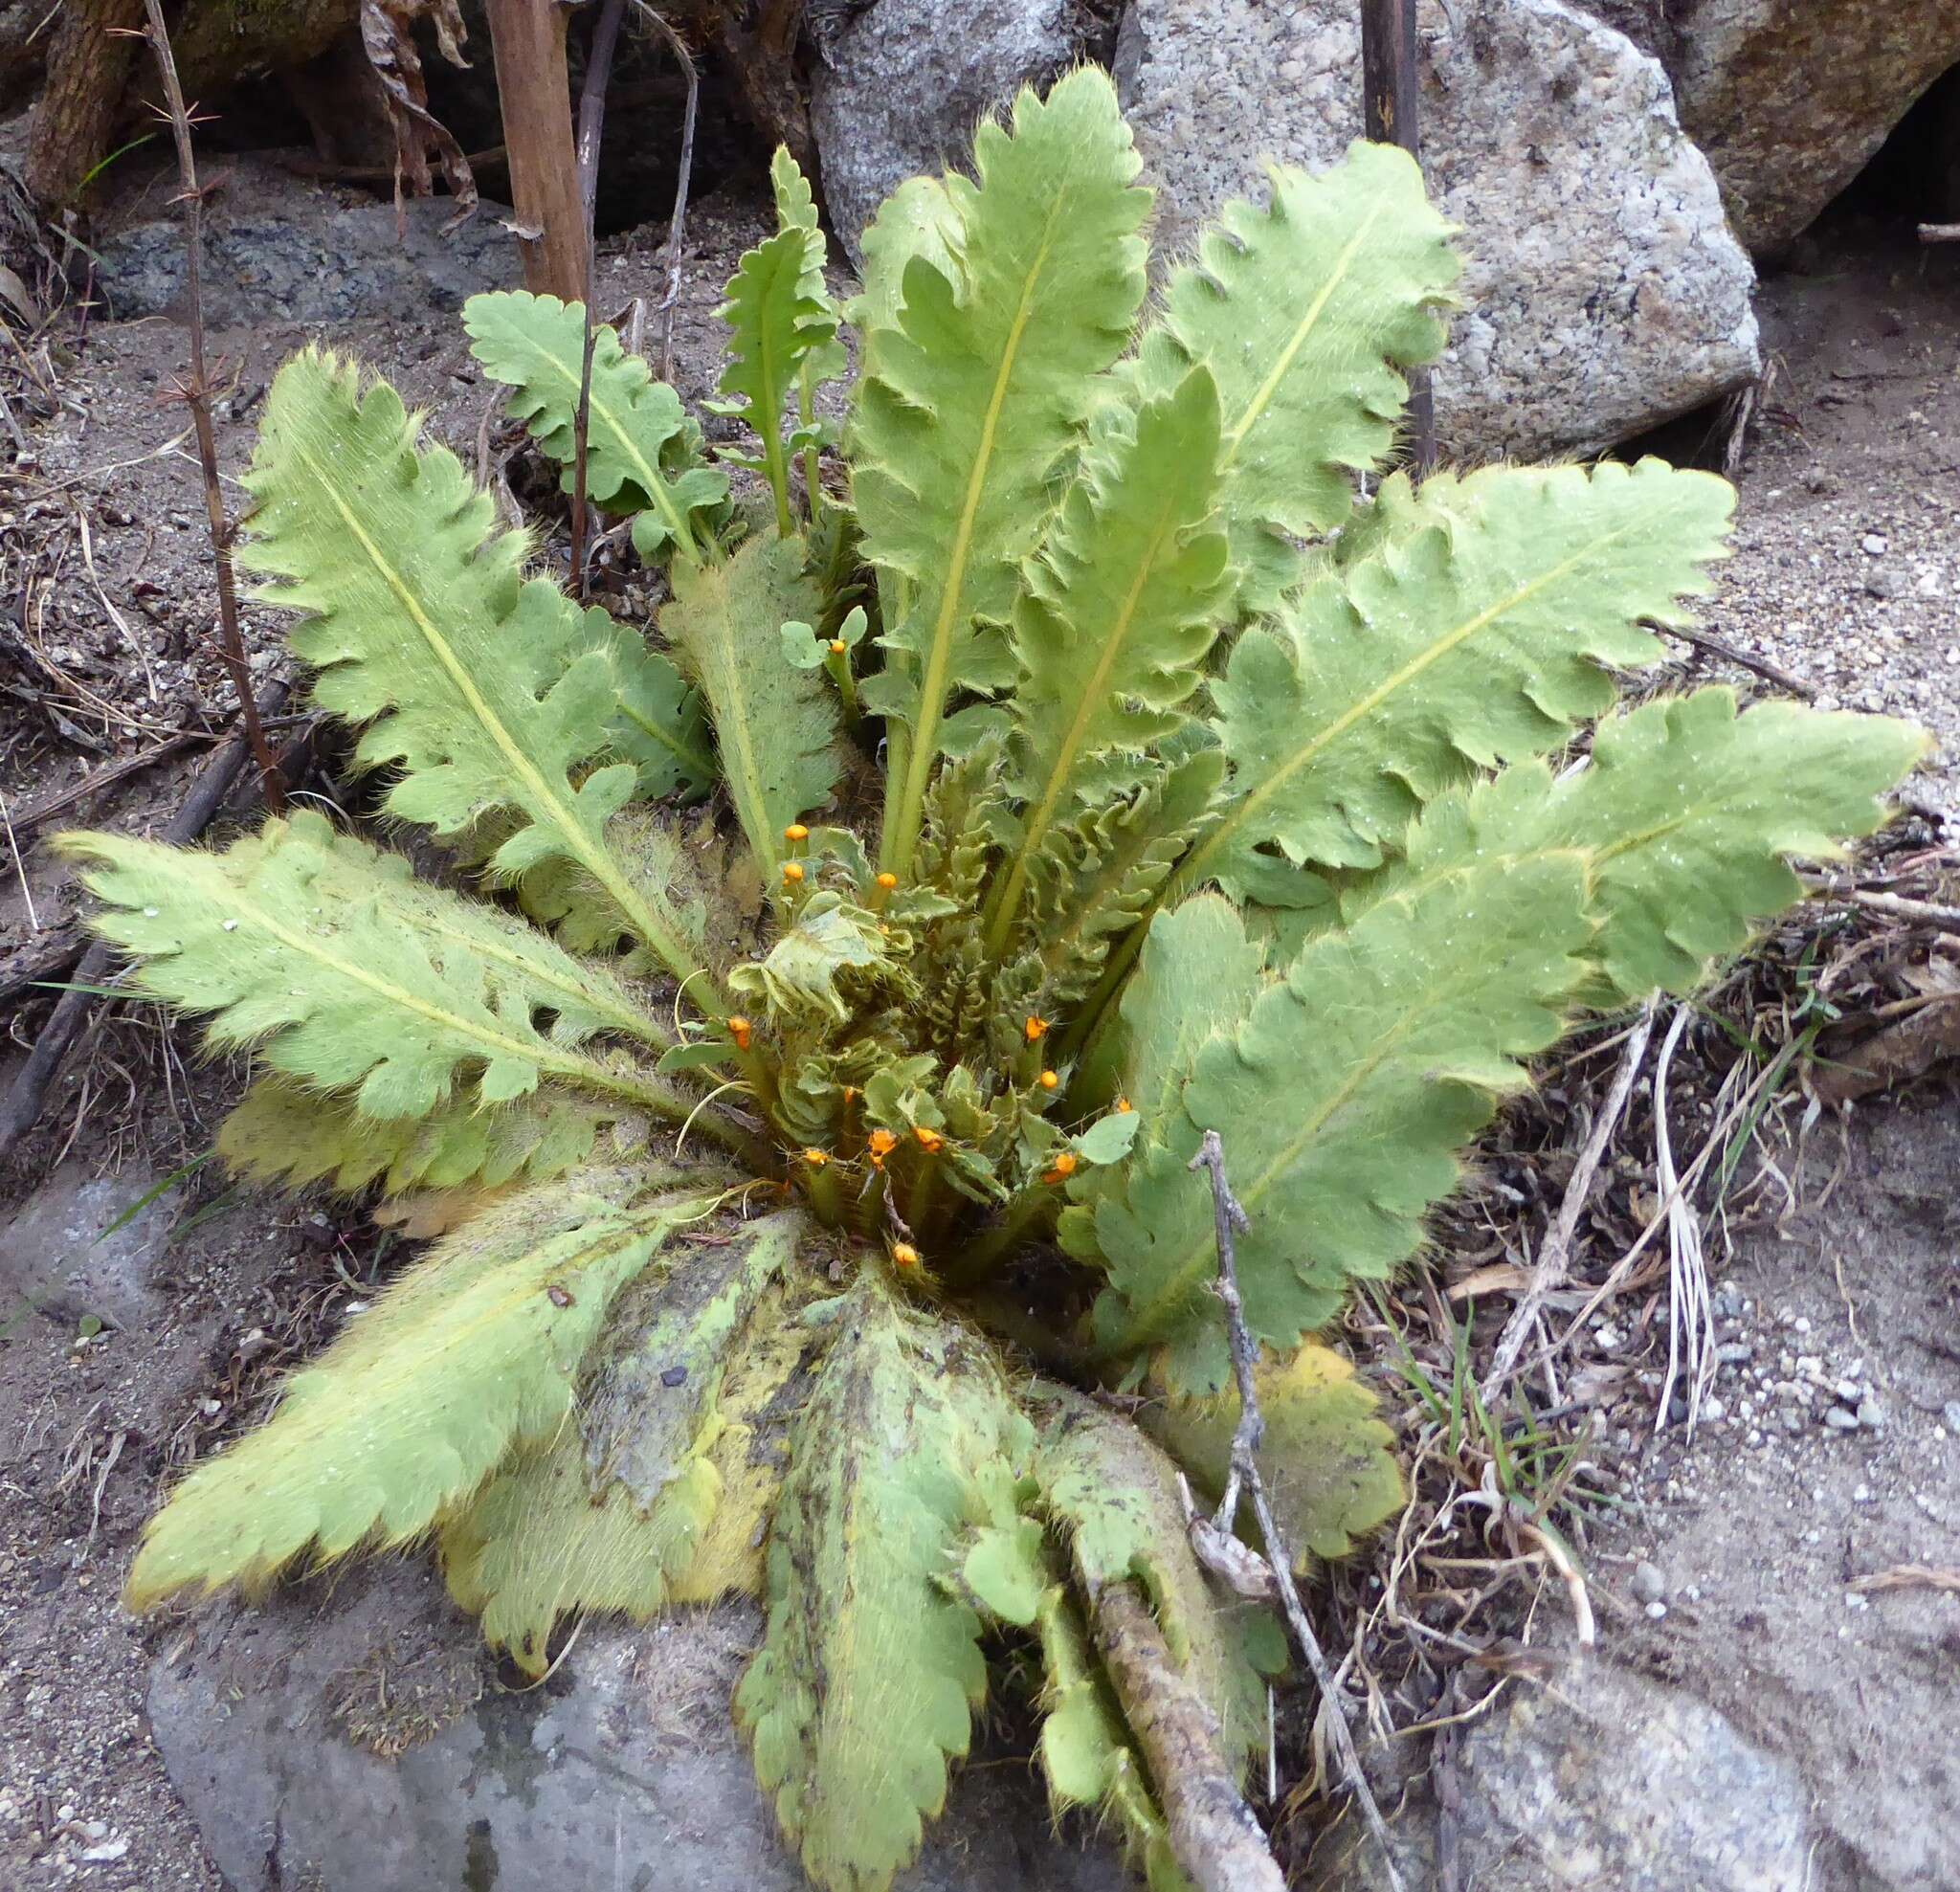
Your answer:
(236, 349), (709, 993)
(1092, 853), (1594, 1391)
(56, 812), (682, 1122)
(462, 290), (729, 564)
(1189, 458), (1737, 910)
(659, 534), (839, 878)
(1354, 685), (1929, 1000)
(1131, 141), (1459, 612)
(854, 67), (1151, 875)
(736, 1277), (1034, 1892)
(126, 1177), (702, 1607)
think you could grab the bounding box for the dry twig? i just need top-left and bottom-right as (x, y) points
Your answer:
(1186, 1131), (1406, 1892)
(1480, 1000), (1657, 1403)
(0, 680), (289, 1165)
(137, 0), (283, 812)
(629, 1), (699, 382)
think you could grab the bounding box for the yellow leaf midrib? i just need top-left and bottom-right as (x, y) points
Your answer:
(885, 191), (1070, 877)
(289, 432), (713, 1011)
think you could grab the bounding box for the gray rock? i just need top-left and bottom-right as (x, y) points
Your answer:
(1632, 1561), (1668, 1605)
(0, 1157), (179, 1328)
(1117, 0), (1760, 461)
(811, 0), (1079, 264)
(1823, 1405), (1860, 1431)
(94, 186), (520, 329)
(1664, 3), (1960, 254)
(148, 1559), (1129, 1892)
(1306, 1647), (1814, 1890)
(1943, 1400), (1960, 1436)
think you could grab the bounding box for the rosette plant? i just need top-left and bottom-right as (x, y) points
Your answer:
(61, 69), (1921, 1892)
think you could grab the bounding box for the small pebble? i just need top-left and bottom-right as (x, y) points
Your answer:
(1942, 1401), (1960, 1435)
(1856, 1398), (1885, 1431)
(1861, 532), (1889, 555)
(1644, 1600), (1668, 1622)
(1632, 1561), (1667, 1604)
(1823, 1406), (1860, 1432)
(1716, 1341), (1754, 1366)
(1701, 1395), (1726, 1422)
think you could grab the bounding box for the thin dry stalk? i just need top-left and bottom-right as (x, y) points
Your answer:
(568, 0), (628, 597)
(629, 1), (699, 381)
(1480, 999), (1657, 1404)
(1187, 1131), (1406, 1892)
(138, 0), (283, 812)
(1651, 1004), (1716, 1435)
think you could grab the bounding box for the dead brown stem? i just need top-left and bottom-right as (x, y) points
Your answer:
(1188, 1130), (1405, 1892)
(629, 2), (698, 382)
(139, 0), (283, 812)
(1089, 1582), (1285, 1892)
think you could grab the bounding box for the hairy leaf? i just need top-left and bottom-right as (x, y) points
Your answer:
(989, 367), (1232, 947)
(1032, 1387), (1281, 1777)
(216, 1077), (680, 1198)
(718, 227), (832, 533)
(730, 891), (909, 1022)
(770, 145), (848, 389)
(441, 1211), (802, 1668)
(1131, 143), (1459, 611)
(236, 349), (709, 991)
(1186, 459), (1736, 909)
(1140, 1345), (1403, 1564)
(660, 533), (839, 877)
(462, 290), (728, 563)
(854, 69), (1150, 873)
(57, 812), (681, 1121)
(735, 1279), (1033, 1892)
(594, 611), (716, 800)
(1092, 843), (1594, 1390)
(126, 1179), (699, 1607)
(1358, 687), (1929, 1000)
(671, 1277), (833, 1605)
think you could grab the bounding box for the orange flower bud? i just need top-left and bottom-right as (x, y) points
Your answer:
(892, 1241), (921, 1269)
(867, 1127), (899, 1169)
(913, 1125), (944, 1153)
(782, 860), (806, 883)
(1038, 1069), (1059, 1091)
(802, 1147), (829, 1168)
(784, 823), (809, 842)
(829, 638), (848, 656)
(1115, 1097), (1134, 1114)
(876, 872), (898, 890)
(727, 1016), (753, 1051)
(1025, 1014), (1050, 1042)
(1043, 1151), (1080, 1185)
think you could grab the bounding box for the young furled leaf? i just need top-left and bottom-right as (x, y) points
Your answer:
(716, 227), (834, 534)
(126, 1179), (698, 1608)
(236, 350), (711, 995)
(768, 145), (848, 507)
(986, 367), (1233, 952)
(55, 813), (684, 1122)
(854, 69), (1151, 875)
(1091, 843), (1594, 1391)
(462, 290), (728, 564)
(1129, 142), (1459, 612)
(736, 1276), (1033, 1892)
(660, 534), (839, 879)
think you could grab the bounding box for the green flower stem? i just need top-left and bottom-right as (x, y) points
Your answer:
(824, 646), (859, 727)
